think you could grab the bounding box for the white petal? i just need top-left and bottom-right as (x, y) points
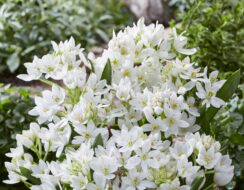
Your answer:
(17, 74), (34, 81)
(125, 156), (140, 169)
(178, 120), (190, 128)
(178, 48), (197, 55)
(214, 171), (234, 186)
(210, 97), (225, 108)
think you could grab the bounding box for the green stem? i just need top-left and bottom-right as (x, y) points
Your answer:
(31, 146), (41, 160)
(205, 170), (215, 174)
(204, 183), (214, 190)
(40, 79), (53, 86)
(192, 152), (197, 165)
(37, 138), (42, 159)
(44, 141), (51, 161)
(21, 180), (32, 189)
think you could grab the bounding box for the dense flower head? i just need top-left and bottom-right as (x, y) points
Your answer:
(5, 18), (233, 189)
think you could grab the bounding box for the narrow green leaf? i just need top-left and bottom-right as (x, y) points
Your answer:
(19, 166), (41, 185)
(93, 133), (104, 149)
(198, 70), (241, 134)
(95, 28), (109, 42)
(98, 15), (112, 22)
(101, 60), (112, 85)
(217, 70), (241, 101)
(91, 61), (95, 73)
(229, 134), (244, 146)
(191, 176), (204, 190)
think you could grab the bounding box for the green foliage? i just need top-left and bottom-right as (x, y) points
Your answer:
(93, 133), (104, 149)
(210, 86), (244, 189)
(181, 0), (244, 81)
(0, 0), (133, 73)
(169, 0), (196, 21)
(19, 167), (41, 185)
(181, 1), (244, 188)
(197, 70), (240, 134)
(190, 176), (204, 190)
(101, 59), (112, 85)
(0, 84), (34, 189)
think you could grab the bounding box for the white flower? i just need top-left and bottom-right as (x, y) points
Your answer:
(28, 86), (65, 124)
(63, 67), (87, 89)
(51, 37), (81, 59)
(129, 88), (151, 111)
(196, 147), (221, 169)
(177, 156), (199, 184)
(70, 175), (88, 190)
(65, 142), (94, 177)
(125, 140), (154, 172)
(40, 119), (71, 157)
(72, 120), (108, 144)
(90, 156), (119, 180)
(16, 122), (40, 148)
(196, 81), (225, 108)
(86, 172), (106, 190)
(162, 107), (190, 136)
(173, 28), (197, 55)
(114, 77), (132, 101)
(186, 97), (200, 116)
(112, 126), (143, 153)
(5, 144), (24, 159)
(40, 54), (60, 79)
(167, 92), (188, 112)
(3, 163), (26, 184)
(42, 85), (66, 106)
(160, 178), (190, 190)
(17, 56), (42, 81)
(31, 160), (50, 178)
(197, 134), (221, 151)
(142, 107), (166, 133)
(214, 155), (234, 186)
(69, 97), (98, 126)
(122, 170), (156, 190)
(170, 141), (193, 159)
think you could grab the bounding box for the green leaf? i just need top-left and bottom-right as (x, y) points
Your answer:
(95, 28), (109, 42)
(7, 52), (20, 73)
(18, 88), (30, 98)
(191, 176), (204, 190)
(90, 60), (95, 73)
(229, 134), (244, 146)
(216, 70), (241, 101)
(98, 15), (112, 22)
(101, 60), (112, 85)
(19, 166), (41, 185)
(93, 133), (104, 149)
(198, 70), (241, 134)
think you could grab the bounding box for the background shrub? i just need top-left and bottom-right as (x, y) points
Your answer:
(211, 86), (244, 190)
(0, 0), (132, 74)
(178, 1), (244, 189)
(0, 84), (34, 189)
(169, 0), (196, 21)
(181, 0), (244, 80)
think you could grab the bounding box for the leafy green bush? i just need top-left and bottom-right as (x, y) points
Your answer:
(169, 0), (196, 21)
(211, 85), (244, 189)
(0, 0), (132, 73)
(178, 1), (244, 188)
(0, 84), (34, 189)
(181, 0), (244, 80)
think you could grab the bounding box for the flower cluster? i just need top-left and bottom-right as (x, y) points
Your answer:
(5, 19), (233, 190)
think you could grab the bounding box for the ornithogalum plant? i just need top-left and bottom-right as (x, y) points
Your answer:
(4, 19), (240, 190)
